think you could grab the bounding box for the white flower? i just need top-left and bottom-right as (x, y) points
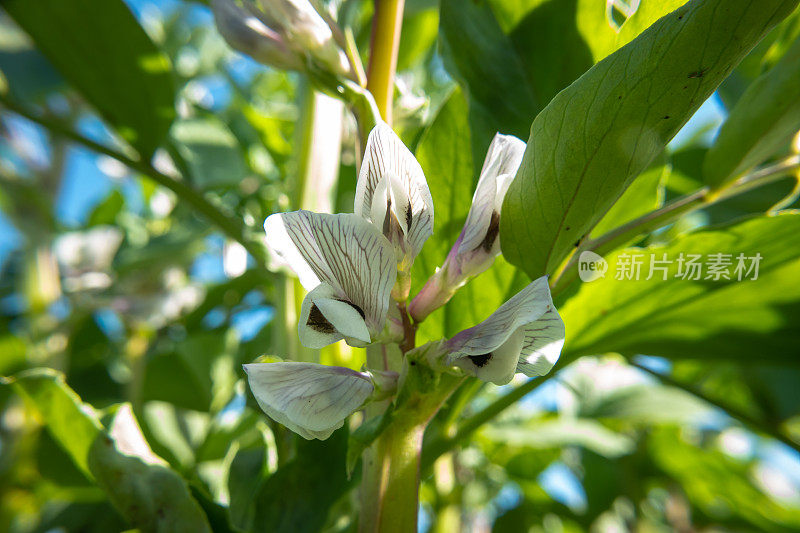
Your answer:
(244, 362), (375, 440)
(264, 210), (396, 348)
(453, 133), (525, 274)
(409, 133), (525, 321)
(355, 121), (434, 274)
(444, 277), (564, 385)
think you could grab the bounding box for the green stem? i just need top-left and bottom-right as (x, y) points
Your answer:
(366, 0), (405, 124)
(360, 369), (464, 533)
(630, 361), (800, 454)
(0, 96), (268, 266)
(551, 155), (800, 297)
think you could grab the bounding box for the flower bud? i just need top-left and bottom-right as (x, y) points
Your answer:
(258, 0), (350, 76)
(211, 0), (303, 71)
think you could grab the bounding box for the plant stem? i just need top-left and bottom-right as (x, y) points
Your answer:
(366, 0), (405, 124)
(0, 96), (269, 266)
(630, 361), (800, 454)
(361, 369), (464, 533)
(550, 155), (800, 296)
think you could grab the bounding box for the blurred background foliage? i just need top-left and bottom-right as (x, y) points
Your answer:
(0, 0), (799, 531)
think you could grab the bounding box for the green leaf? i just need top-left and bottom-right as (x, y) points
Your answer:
(88, 405), (212, 533)
(577, 0), (690, 62)
(142, 331), (238, 413)
(170, 118), (249, 190)
(3, 0), (175, 158)
(501, 0), (800, 278)
(591, 157), (667, 238)
(5, 369), (211, 532)
(88, 190), (125, 227)
(7, 368), (103, 477)
(561, 213), (800, 363)
(704, 35), (800, 189)
(482, 418), (635, 458)
(439, 0), (538, 139)
(228, 442), (268, 531)
(253, 429), (352, 533)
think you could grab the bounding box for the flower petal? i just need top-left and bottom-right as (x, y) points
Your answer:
(451, 329), (524, 385)
(244, 362), (374, 440)
(458, 133), (525, 255)
(516, 307), (565, 377)
(264, 211), (396, 330)
(355, 121), (433, 263)
(298, 283), (371, 348)
(445, 276), (555, 385)
(264, 212), (321, 290)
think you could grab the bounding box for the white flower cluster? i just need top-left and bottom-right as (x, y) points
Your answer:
(246, 122), (565, 439)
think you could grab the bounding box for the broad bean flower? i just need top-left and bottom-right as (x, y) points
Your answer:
(409, 133), (526, 321)
(246, 121), (565, 440)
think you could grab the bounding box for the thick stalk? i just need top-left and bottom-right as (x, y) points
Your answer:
(364, 418), (426, 533)
(366, 0), (405, 124)
(361, 366), (464, 533)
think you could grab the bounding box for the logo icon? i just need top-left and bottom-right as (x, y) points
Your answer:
(578, 251), (608, 282)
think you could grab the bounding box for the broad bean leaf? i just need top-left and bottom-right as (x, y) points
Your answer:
(560, 213), (800, 363)
(253, 429), (352, 533)
(3, 0), (175, 158)
(501, 0), (800, 278)
(439, 0), (537, 139)
(577, 384), (710, 425)
(142, 331), (238, 413)
(591, 157), (667, 238)
(704, 35), (800, 188)
(577, 0), (690, 62)
(5, 369), (211, 532)
(228, 442), (268, 531)
(171, 118), (249, 189)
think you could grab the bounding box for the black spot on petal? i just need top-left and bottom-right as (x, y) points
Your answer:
(480, 211), (501, 252)
(405, 202), (413, 230)
(468, 353), (493, 368)
(307, 304), (336, 334)
(336, 298), (366, 320)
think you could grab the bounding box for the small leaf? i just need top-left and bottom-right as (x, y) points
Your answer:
(501, 0), (800, 278)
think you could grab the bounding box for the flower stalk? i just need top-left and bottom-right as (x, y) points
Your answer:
(366, 0), (405, 123)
